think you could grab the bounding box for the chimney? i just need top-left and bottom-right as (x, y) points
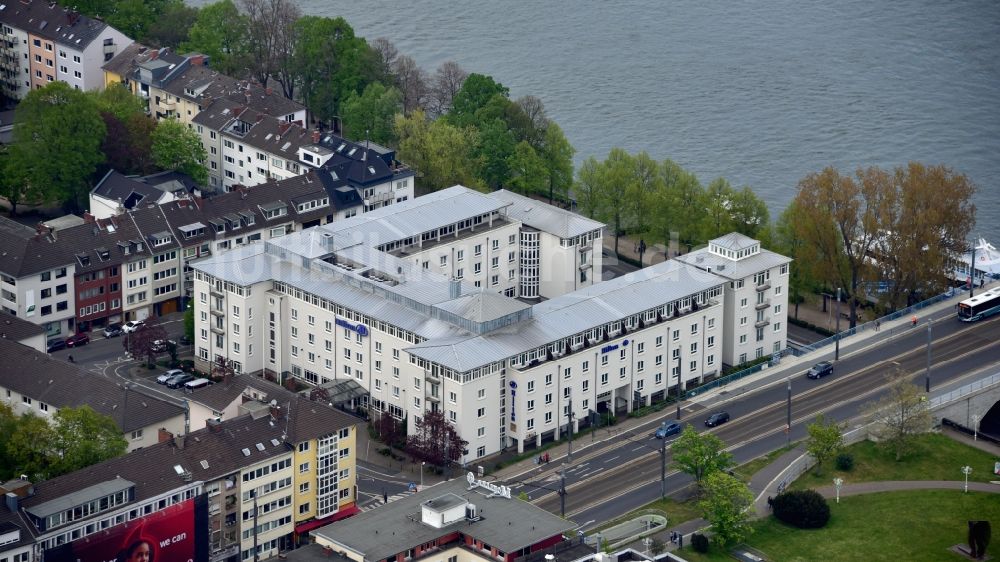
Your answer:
(206, 418), (222, 433)
(269, 405), (283, 421)
(311, 130), (320, 144)
(83, 211), (95, 223)
(158, 428), (174, 443)
(177, 198), (189, 208)
(189, 54), (204, 66)
(174, 435), (186, 449)
(449, 278), (461, 299)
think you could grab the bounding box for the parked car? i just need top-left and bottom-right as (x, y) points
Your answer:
(654, 421), (683, 439)
(166, 373), (196, 389)
(150, 339), (176, 353)
(47, 338), (66, 353)
(65, 333), (90, 348)
(183, 378), (212, 390)
(122, 320), (145, 334)
(806, 361), (834, 379)
(156, 369), (185, 385)
(178, 334), (192, 346)
(103, 324), (123, 338)
(704, 411), (731, 427)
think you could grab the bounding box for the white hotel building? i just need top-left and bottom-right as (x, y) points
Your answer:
(191, 190), (786, 461)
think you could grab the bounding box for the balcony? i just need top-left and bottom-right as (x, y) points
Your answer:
(210, 307), (225, 317)
(210, 325), (225, 335)
(755, 299), (770, 310)
(363, 191), (391, 206)
(755, 317), (770, 328)
(159, 98), (175, 110)
(755, 282), (771, 292)
(424, 368), (440, 382)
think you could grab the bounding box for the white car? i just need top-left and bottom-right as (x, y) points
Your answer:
(156, 369), (185, 385)
(122, 320), (145, 334)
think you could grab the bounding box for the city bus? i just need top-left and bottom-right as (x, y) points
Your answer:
(957, 287), (1000, 322)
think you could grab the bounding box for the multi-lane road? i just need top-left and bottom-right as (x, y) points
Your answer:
(510, 313), (1000, 529)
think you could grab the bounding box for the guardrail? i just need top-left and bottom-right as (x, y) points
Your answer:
(770, 426), (869, 495)
(930, 370), (1000, 408)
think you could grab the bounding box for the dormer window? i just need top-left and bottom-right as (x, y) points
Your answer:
(151, 232), (172, 247)
(76, 253), (90, 267)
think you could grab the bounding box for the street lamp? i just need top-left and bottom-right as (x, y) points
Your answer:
(834, 287), (842, 361)
(962, 465), (973, 493)
(972, 415), (979, 442)
(833, 477), (843, 504)
(925, 322), (932, 393)
(786, 378), (792, 446)
(420, 461), (425, 491)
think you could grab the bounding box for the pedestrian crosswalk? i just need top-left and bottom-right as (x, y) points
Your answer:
(358, 490), (414, 512)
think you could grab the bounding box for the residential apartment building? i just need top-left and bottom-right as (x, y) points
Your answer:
(0, 310), (46, 352)
(0, 0), (132, 100)
(0, 219), (77, 338)
(0, 391), (357, 562)
(189, 201), (761, 461)
(89, 169), (196, 220)
(0, 338), (186, 451)
(103, 44), (305, 128)
(675, 233), (792, 367)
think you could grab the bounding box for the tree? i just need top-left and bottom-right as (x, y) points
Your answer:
(374, 411), (405, 453)
(774, 203), (813, 319)
(181, 0), (250, 77)
(342, 82), (403, 146)
(699, 472), (754, 547)
(672, 425), (734, 489)
(6, 414), (55, 480)
(406, 410), (467, 469)
(475, 119), (516, 189)
(866, 369), (932, 461)
(89, 83), (146, 122)
(50, 406), (128, 476)
(101, 113), (157, 177)
(427, 61), (468, 117)
(540, 122), (575, 204)
(183, 303), (195, 344)
(447, 73), (508, 128)
(368, 37), (398, 86)
(145, 2), (199, 49)
(292, 16), (369, 126)
(772, 489), (831, 528)
(702, 177), (737, 240)
(392, 54), (428, 115)
(627, 151), (661, 240)
(729, 186), (771, 241)
(574, 157), (603, 219)
(0, 403), (19, 481)
(506, 141), (547, 196)
(8, 82), (106, 211)
(655, 159), (705, 252)
(792, 166), (891, 327)
(124, 318), (168, 368)
(150, 119), (208, 185)
(0, 146), (32, 217)
(240, 0), (300, 90)
(805, 415), (844, 475)
(597, 148), (634, 257)
(395, 111), (482, 192)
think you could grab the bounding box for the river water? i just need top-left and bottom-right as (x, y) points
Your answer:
(191, 0), (1000, 241)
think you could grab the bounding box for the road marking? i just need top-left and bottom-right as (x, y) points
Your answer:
(604, 455), (619, 463)
(632, 446), (646, 452)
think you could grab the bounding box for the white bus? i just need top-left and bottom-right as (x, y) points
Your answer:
(957, 287), (1000, 322)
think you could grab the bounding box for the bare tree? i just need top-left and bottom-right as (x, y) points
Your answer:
(866, 369), (932, 461)
(240, 0), (301, 92)
(516, 95), (549, 133)
(392, 55), (428, 114)
(123, 317), (167, 368)
(427, 61), (468, 117)
(370, 37), (399, 84)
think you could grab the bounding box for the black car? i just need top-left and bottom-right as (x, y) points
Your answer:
(166, 374), (196, 389)
(806, 361), (834, 379)
(705, 411), (731, 427)
(47, 338), (67, 353)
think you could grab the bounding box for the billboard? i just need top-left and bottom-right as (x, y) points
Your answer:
(46, 495), (208, 562)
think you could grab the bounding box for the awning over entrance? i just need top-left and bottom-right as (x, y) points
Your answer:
(294, 505), (361, 535)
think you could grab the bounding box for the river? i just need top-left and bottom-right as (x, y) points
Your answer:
(190, 0), (1000, 242)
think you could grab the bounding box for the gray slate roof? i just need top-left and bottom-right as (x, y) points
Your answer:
(0, 338), (184, 433)
(311, 477), (574, 560)
(490, 190), (605, 238)
(674, 244), (791, 281)
(0, 311), (46, 342)
(0, 1), (110, 49)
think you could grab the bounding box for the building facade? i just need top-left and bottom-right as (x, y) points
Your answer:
(675, 233), (791, 368)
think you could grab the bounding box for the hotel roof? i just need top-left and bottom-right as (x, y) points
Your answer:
(489, 190), (604, 239)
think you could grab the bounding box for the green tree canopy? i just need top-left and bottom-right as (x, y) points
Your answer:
(292, 15), (371, 126)
(150, 119), (208, 185)
(50, 406), (128, 476)
(447, 73), (509, 128)
(540, 122), (575, 204)
(181, 0), (250, 77)
(699, 472), (754, 547)
(654, 159), (706, 252)
(6, 414), (55, 481)
(805, 415), (844, 474)
(394, 111), (483, 192)
(506, 141), (547, 196)
(672, 425), (734, 488)
(342, 82), (403, 146)
(89, 82), (146, 122)
(145, 2), (199, 49)
(9, 82), (106, 211)
(574, 156), (603, 219)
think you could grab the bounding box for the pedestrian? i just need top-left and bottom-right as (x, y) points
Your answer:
(68, 355), (74, 363)
(911, 315), (918, 326)
(383, 489), (388, 504)
(767, 496), (773, 510)
(875, 319), (880, 332)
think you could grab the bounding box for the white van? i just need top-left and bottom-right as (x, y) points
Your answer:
(184, 378), (212, 390)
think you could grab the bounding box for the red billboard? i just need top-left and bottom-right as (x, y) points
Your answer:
(46, 496), (207, 562)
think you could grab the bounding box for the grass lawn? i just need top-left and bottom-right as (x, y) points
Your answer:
(731, 445), (798, 484)
(677, 490), (1000, 562)
(792, 433), (999, 490)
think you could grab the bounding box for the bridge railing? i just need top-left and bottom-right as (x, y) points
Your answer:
(930, 370), (1000, 408)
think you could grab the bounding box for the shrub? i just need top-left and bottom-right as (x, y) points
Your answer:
(835, 453), (855, 471)
(773, 489), (831, 529)
(691, 533), (710, 553)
